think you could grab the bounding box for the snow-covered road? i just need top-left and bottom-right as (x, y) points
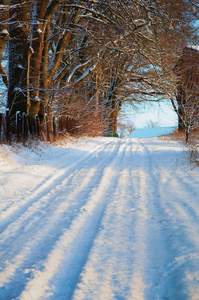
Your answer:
(0, 137), (199, 300)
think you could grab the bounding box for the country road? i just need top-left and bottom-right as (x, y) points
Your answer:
(0, 137), (199, 299)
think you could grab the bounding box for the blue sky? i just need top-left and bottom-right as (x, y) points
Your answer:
(119, 100), (178, 129)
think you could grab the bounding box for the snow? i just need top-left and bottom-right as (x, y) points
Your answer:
(0, 136), (199, 299)
(1, 29), (9, 36)
(128, 126), (177, 138)
(187, 45), (199, 52)
(13, 87), (22, 93)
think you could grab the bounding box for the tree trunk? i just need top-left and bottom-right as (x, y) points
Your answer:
(109, 103), (119, 133)
(0, 0), (10, 87)
(29, 0), (50, 126)
(185, 128), (189, 143)
(7, 0), (30, 123)
(39, 22), (50, 126)
(29, 0), (67, 124)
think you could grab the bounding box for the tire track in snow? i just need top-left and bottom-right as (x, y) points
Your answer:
(0, 141), (116, 249)
(127, 140), (174, 299)
(1, 138), (199, 299)
(157, 170), (199, 247)
(71, 139), (183, 299)
(155, 174), (199, 299)
(138, 141), (195, 298)
(73, 139), (168, 299)
(169, 174), (199, 222)
(72, 139), (149, 300)
(15, 139), (130, 300)
(0, 141), (120, 274)
(137, 140), (199, 299)
(127, 142), (161, 299)
(0, 140), (127, 299)
(0, 140), (114, 233)
(0, 167), (96, 254)
(155, 169), (199, 240)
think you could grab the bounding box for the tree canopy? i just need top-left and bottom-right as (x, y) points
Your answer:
(0, 0), (198, 136)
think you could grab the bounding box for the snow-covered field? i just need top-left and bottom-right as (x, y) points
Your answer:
(128, 127), (177, 138)
(0, 137), (199, 300)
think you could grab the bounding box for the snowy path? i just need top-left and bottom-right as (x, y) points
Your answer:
(0, 137), (199, 299)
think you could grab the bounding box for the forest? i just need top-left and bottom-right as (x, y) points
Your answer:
(0, 0), (198, 140)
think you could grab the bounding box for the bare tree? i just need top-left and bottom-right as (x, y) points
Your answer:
(173, 46), (199, 142)
(145, 120), (160, 128)
(7, 0), (32, 122)
(1, 0), (198, 137)
(117, 121), (135, 138)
